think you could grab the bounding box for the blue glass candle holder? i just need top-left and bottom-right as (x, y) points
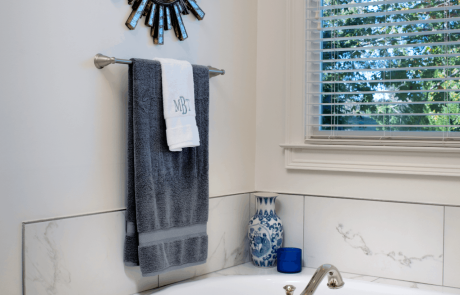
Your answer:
(277, 247), (302, 273)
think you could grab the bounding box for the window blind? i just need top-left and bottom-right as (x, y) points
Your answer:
(305, 0), (460, 146)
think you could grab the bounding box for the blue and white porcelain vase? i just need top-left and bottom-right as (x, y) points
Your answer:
(248, 193), (283, 267)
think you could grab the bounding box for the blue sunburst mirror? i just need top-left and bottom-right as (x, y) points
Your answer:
(125, 0), (205, 45)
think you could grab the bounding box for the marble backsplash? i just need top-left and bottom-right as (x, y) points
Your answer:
(23, 192), (460, 294)
(23, 193), (251, 295)
(23, 211), (158, 295)
(250, 194), (460, 289)
(304, 197), (444, 285)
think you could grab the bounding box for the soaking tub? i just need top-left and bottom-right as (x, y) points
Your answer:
(145, 263), (459, 295)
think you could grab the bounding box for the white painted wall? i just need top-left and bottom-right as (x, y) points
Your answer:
(255, 0), (460, 205)
(4, 0), (459, 294)
(0, 1), (257, 294)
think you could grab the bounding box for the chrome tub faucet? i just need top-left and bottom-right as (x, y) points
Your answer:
(284, 264), (344, 295)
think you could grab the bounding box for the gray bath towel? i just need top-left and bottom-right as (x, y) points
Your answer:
(124, 58), (209, 277)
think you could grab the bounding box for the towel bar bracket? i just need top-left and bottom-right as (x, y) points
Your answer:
(94, 53), (225, 78)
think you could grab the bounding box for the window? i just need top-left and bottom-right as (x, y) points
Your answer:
(306, 0), (460, 146)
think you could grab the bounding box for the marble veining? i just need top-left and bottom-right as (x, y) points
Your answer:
(206, 230), (249, 269)
(232, 233), (250, 265)
(336, 224), (443, 268)
(24, 212), (159, 295)
(336, 224), (372, 256)
(26, 222), (72, 295)
(304, 196), (444, 285)
(340, 272), (379, 282)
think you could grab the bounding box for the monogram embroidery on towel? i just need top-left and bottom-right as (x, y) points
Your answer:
(174, 96), (192, 114)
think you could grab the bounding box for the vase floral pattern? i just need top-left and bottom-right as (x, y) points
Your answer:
(248, 194), (283, 267)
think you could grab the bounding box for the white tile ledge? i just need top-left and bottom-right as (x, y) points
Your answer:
(134, 263), (460, 295)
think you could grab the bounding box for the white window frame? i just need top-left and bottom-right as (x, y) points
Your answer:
(281, 0), (460, 177)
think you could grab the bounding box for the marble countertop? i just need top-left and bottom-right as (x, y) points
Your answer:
(136, 262), (460, 295)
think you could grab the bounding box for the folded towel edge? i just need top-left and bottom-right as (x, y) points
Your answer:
(139, 234), (208, 277)
(141, 260), (207, 277)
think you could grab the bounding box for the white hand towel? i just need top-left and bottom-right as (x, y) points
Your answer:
(154, 58), (200, 151)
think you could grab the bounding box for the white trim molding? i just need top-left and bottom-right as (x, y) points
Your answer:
(281, 0), (460, 177)
(281, 144), (460, 176)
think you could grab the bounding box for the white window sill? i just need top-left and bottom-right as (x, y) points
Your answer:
(280, 143), (460, 177)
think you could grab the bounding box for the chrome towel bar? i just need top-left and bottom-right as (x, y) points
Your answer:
(94, 53), (225, 78)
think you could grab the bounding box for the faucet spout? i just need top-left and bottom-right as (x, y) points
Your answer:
(299, 264), (344, 295)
